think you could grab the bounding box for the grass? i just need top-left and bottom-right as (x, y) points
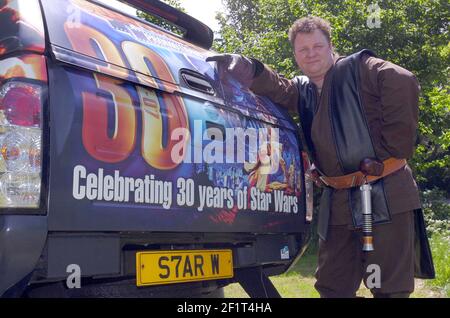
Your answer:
(224, 250), (446, 298)
(426, 232), (450, 297)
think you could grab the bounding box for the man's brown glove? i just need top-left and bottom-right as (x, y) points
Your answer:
(206, 53), (256, 87)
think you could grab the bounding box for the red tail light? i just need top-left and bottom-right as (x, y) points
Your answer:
(0, 81), (43, 208)
(0, 82), (42, 127)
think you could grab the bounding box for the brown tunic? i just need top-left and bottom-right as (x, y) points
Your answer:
(250, 53), (422, 226)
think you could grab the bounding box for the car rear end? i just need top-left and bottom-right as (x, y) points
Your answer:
(0, 0), (50, 297)
(0, 0), (312, 297)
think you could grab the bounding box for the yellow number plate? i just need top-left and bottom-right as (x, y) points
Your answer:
(136, 250), (233, 286)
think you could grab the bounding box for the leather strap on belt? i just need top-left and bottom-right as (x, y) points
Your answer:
(319, 158), (407, 190)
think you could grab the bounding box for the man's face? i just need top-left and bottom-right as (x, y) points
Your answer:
(293, 29), (334, 79)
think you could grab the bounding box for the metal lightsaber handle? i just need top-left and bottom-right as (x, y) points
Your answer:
(360, 183), (374, 252)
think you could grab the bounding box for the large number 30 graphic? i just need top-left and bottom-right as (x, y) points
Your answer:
(64, 23), (189, 169)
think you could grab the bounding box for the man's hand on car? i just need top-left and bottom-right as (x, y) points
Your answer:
(206, 53), (255, 87)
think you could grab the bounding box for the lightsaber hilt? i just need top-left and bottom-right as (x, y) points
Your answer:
(360, 182), (374, 252)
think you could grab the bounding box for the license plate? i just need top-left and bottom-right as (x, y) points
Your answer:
(136, 249), (233, 286)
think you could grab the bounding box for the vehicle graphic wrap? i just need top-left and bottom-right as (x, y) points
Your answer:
(0, 0), (45, 57)
(42, 0), (306, 233)
(0, 54), (47, 82)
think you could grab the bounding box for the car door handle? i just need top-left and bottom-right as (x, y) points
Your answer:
(181, 70), (215, 95)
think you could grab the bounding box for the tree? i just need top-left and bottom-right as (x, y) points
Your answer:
(214, 0), (450, 194)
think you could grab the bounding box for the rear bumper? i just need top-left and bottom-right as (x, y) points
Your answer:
(35, 231), (308, 284)
(0, 215), (48, 297)
(0, 218), (309, 296)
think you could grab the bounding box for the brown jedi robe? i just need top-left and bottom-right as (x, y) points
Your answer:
(250, 53), (421, 226)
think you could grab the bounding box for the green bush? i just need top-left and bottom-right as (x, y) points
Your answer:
(421, 188), (450, 235)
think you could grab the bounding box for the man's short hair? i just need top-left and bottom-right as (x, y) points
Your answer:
(288, 16), (332, 47)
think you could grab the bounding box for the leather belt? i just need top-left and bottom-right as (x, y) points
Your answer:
(319, 158), (407, 190)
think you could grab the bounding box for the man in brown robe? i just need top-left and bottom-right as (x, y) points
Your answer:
(207, 16), (424, 298)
